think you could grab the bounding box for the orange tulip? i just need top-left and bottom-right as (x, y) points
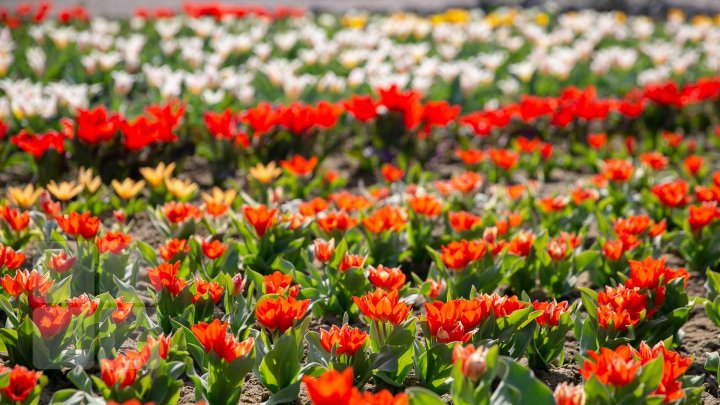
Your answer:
(55, 211), (100, 239)
(193, 278), (224, 304)
(602, 159), (633, 182)
(312, 238), (335, 263)
(255, 296), (310, 333)
(32, 304), (71, 339)
(688, 203), (716, 231)
(0, 365), (43, 403)
(553, 383), (585, 405)
(67, 294), (99, 317)
(0, 206), (30, 231)
(532, 300), (569, 327)
(243, 204), (277, 237)
(0, 244), (25, 270)
(580, 346), (640, 387)
(409, 195), (442, 217)
(263, 271), (300, 298)
(317, 211), (358, 233)
(147, 261), (188, 296)
(159, 239), (190, 262)
(452, 344), (488, 381)
(302, 368), (356, 405)
(161, 202), (201, 223)
(2, 269), (53, 298)
(96, 231), (132, 254)
(48, 251), (75, 273)
(192, 319), (254, 363)
(353, 289), (410, 326)
(201, 239), (227, 260)
(280, 155), (318, 176)
(367, 265), (406, 291)
(319, 324), (368, 357)
(381, 163), (404, 183)
(448, 211), (481, 232)
(339, 254), (365, 272)
(440, 239), (487, 270)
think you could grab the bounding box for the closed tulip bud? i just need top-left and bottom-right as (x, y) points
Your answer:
(313, 238), (335, 263)
(453, 344), (488, 381)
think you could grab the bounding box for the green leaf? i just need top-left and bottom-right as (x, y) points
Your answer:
(407, 387), (445, 405)
(67, 366), (93, 393)
(492, 357), (554, 405)
(256, 332), (301, 393)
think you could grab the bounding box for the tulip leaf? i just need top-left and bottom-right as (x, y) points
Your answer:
(407, 387), (445, 405)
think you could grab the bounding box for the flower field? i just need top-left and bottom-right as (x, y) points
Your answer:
(2, 2), (720, 404)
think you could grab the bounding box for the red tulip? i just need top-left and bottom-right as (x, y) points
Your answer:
(255, 296), (310, 333)
(0, 365), (43, 403)
(55, 211), (100, 239)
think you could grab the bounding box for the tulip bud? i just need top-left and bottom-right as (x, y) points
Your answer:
(553, 383), (585, 405)
(463, 346), (487, 380)
(232, 274), (247, 296)
(39, 191), (61, 216)
(313, 238), (335, 263)
(114, 209), (127, 224)
(453, 344), (487, 381)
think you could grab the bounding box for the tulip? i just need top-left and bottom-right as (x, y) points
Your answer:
(112, 178), (145, 200)
(312, 238), (335, 263)
(0, 365), (43, 403)
(255, 296), (310, 334)
(367, 265), (406, 291)
(55, 211), (100, 239)
(147, 261), (188, 296)
(140, 162), (176, 187)
(319, 324), (368, 357)
(7, 184), (42, 209)
(249, 162), (282, 184)
(452, 344), (488, 381)
(46, 180), (83, 201)
(243, 204), (277, 237)
(353, 289), (410, 326)
(580, 346), (640, 387)
(96, 231), (132, 254)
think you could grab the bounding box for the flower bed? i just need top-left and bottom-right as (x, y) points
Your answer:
(0, 3), (718, 404)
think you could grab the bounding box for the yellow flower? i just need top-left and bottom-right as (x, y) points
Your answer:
(536, 12), (550, 27)
(692, 15), (712, 27)
(112, 178), (146, 200)
(165, 177), (198, 200)
(668, 8), (685, 22)
(249, 162), (282, 184)
(614, 11), (627, 23)
(201, 187), (237, 205)
(444, 9), (470, 24)
(7, 184), (42, 209)
(341, 14), (367, 29)
(78, 167), (102, 193)
(140, 162), (176, 188)
(46, 181), (83, 202)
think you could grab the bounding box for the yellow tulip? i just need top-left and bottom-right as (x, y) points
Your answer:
(78, 167), (102, 193)
(165, 177), (198, 199)
(444, 9), (470, 25)
(46, 181), (83, 201)
(140, 162), (176, 188)
(201, 187), (237, 205)
(249, 162), (282, 184)
(341, 14), (367, 29)
(112, 178), (146, 200)
(7, 184), (42, 209)
(536, 12), (550, 27)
